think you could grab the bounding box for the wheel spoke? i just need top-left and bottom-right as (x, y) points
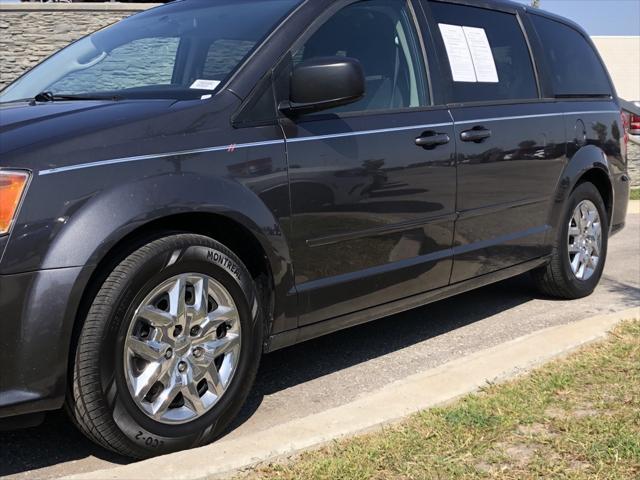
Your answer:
(131, 362), (163, 400)
(184, 382), (207, 415)
(192, 275), (209, 319)
(192, 305), (239, 342)
(168, 276), (187, 321)
(212, 333), (240, 357)
(139, 305), (174, 328)
(583, 258), (594, 278)
(593, 224), (602, 253)
(204, 368), (224, 397)
(150, 370), (184, 417)
(196, 316), (227, 340)
(190, 350), (216, 382)
(214, 305), (239, 325)
(127, 338), (166, 362)
(578, 253), (590, 279)
(571, 251), (582, 274)
(579, 203), (589, 227)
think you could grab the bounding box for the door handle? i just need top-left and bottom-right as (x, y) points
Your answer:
(460, 127), (492, 143)
(415, 132), (450, 149)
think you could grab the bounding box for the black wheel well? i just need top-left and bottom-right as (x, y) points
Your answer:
(67, 213), (274, 387)
(575, 168), (613, 222)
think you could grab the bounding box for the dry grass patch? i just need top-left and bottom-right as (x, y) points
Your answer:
(240, 320), (640, 480)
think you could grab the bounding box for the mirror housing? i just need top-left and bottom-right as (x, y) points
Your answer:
(279, 56), (365, 115)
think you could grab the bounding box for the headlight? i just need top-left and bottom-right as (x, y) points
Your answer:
(0, 170), (30, 235)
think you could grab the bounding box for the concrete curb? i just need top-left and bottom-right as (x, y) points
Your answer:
(64, 307), (639, 480)
(628, 199), (640, 215)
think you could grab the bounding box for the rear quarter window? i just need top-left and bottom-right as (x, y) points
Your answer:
(530, 15), (612, 97)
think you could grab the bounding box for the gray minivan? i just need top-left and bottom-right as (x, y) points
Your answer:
(0, 0), (629, 457)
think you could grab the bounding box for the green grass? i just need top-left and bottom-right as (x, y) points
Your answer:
(244, 321), (640, 480)
(630, 188), (640, 201)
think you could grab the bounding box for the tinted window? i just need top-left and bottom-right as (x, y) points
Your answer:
(530, 15), (612, 97)
(292, 0), (428, 114)
(430, 1), (538, 103)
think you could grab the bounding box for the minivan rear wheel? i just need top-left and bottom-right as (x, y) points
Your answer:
(68, 234), (262, 458)
(532, 182), (608, 299)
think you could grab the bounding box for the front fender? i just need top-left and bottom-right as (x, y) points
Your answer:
(0, 173), (294, 417)
(3, 173), (291, 277)
(45, 173), (291, 276)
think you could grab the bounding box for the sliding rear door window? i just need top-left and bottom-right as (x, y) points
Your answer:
(429, 1), (538, 103)
(530, 15), (612, 97)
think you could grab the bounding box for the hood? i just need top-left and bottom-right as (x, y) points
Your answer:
(0, 99), (178, 167)
(0, 95), (240, 174)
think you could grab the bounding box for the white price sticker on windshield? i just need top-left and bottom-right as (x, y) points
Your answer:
(190, 79), (221, 91)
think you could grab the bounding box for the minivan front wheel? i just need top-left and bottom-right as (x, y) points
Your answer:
(69, 234), (262, 458)
(532, 182), (609, 299)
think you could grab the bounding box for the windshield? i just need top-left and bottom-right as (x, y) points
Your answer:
(0, 0), (300, 103)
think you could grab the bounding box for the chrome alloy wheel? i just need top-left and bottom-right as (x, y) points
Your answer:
(567, 200), (602, 281)
(124, 273), (241, 424)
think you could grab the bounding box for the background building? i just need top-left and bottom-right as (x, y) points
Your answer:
(592, 36), (640, 101)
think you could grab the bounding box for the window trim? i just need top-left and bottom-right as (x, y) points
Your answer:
(408, 0), (434, 106)
(515, 9), (542, 100)
(274, 0), (434, 121)
(421, 0), (543, 107)
(220, 0), (308, 98)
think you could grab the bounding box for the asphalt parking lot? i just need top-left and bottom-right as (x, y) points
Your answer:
(1, 209), (638, 480)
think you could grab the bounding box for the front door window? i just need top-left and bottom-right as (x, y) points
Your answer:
(292, 0), (429, 114)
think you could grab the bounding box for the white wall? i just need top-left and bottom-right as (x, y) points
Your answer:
(591, 36), (640, 101)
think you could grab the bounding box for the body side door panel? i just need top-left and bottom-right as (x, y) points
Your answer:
(449, 102), (566, 282)
(282, 109), (456, 325)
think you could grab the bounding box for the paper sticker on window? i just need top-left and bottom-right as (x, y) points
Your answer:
(439, 24), (499, 83)
(439, 24), (477, 82)
(463, 27), (499, 83)
(190, 79), (221, 91)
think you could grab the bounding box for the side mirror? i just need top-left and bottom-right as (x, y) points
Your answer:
(279, 56), (365, 115)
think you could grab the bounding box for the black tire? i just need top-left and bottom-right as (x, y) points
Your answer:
(532, 182), (609, 299)
(68, 234), (263, 458)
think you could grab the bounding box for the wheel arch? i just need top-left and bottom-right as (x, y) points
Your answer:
(573, 167), (613, 224)
(52, 174), (296, 401)
(548, 145), (614, 231)
(65, 211), (283, 396)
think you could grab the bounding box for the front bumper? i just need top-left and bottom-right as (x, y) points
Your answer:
(0, 266), (86, 418)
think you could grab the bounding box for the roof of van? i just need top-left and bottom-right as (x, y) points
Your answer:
(171, 0), (589, 38)
(426, 0), (589, 37)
